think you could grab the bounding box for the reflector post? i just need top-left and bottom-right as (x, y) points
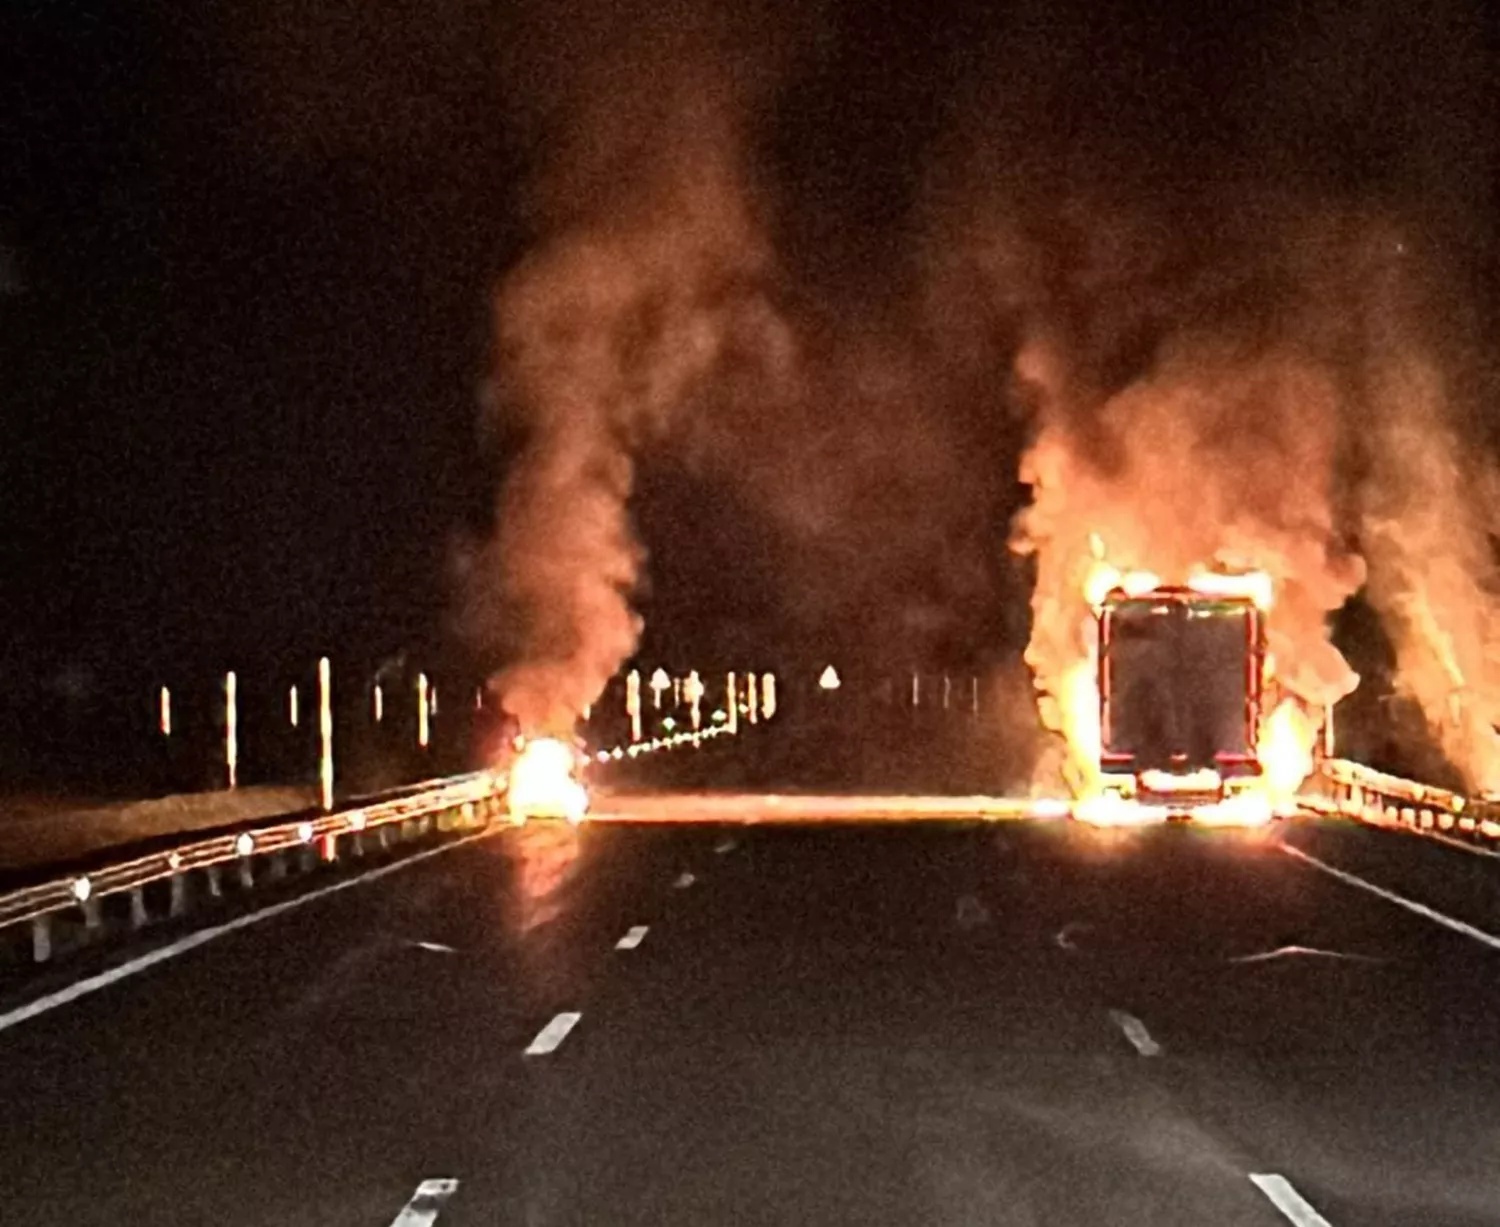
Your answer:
(626, 670), (642, 743)
(288, 684), (299, 728)
(225, 671), (238, 790)
(159, 686), (172, 737)
(318, 657), (333, 810)
(417, 672), (430, 748)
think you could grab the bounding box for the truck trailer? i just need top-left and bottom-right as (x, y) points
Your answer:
(1096, 585), (1267, 809)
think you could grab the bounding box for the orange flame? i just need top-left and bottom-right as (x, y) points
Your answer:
(508, 737), (590, 824)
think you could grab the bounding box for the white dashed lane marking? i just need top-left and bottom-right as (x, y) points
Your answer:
(1054, 922), (1089, 950)
(1250, 1173), (1334, 1226)
(388, 1178), (459, 1226)
(1107, 1009), (1163, 1057)
(525, 1011), (582, 1056)
(674, 871), (696, 888)
(615, 925), (649, 950)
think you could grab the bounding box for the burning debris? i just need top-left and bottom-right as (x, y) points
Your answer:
(507, 737), (590, 824)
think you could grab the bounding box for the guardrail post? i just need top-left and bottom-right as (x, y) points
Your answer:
(32, 915), (52, 963)
(237, 857), (254, 890)
(82, 896), (102, 931)
(352, 832), (366, 858)
(170, 874), (188, 918)
(206, 865), (223, 898)
(268, 851), (288, 881)
(298, 846), (317, 873)
(129, 886), (148, 929)
(377, 825), (393, 851)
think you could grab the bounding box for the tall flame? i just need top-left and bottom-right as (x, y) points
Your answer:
(1014, 332), (1367, 818)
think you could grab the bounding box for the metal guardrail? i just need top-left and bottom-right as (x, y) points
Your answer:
(11, 741), (1456, 970)
(1306, 757), (1500, 842)
(0, 772), (506, 965)
(0, 713), (755, 972)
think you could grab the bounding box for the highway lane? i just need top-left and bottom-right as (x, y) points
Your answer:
(1, 807), (1498, 1225)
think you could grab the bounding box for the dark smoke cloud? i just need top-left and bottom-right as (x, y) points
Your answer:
(461, 0), (1023, 733)
(465, 0), (1500, 782)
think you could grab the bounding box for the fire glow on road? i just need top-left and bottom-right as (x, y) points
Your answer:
(577, 791), (1296, 825)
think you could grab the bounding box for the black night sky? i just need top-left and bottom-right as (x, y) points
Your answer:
(7, 2), (519, 684)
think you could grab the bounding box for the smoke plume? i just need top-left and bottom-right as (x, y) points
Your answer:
(460, 0), (793, 735)
(989, 202), (1379, 790)
(1357, 243), (1500, 790)
(919, 0), (1500, 792)
(963, 194), (1500, 790)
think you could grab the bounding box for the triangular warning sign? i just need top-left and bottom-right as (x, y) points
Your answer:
(818, 665), (841, 690)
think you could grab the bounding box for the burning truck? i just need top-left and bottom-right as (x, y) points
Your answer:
(1076, 567), (1326, 823)
(1099, 584), (1267, 807)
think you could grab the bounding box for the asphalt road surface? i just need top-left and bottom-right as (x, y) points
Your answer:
(2, 804), (1498, 1226)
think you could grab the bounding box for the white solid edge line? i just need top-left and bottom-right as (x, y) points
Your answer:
(1249, 1173), (1334, 1226)
(1107, 1009), (1163, 1056)
(0, 826), (504, 1036)
(1282, 843), (1500, 953)
(389, 1177), (460, 1227)
(525, 1010), (582, 1055)
(615, 924), (649, 950)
